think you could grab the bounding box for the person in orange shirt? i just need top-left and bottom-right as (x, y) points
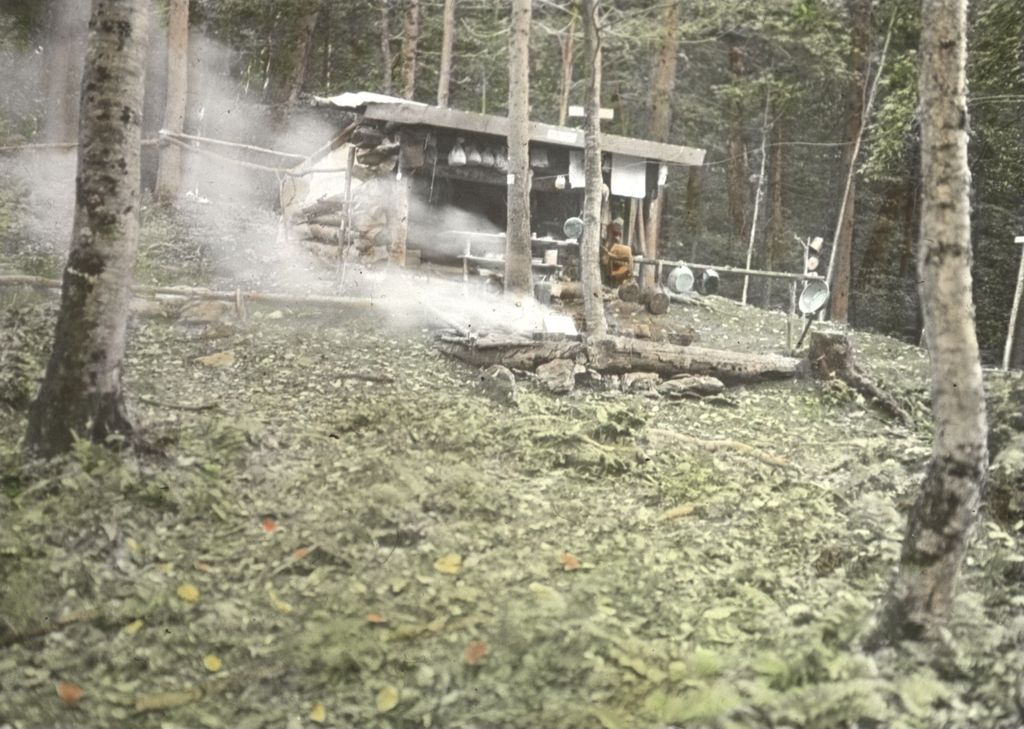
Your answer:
(601, 217), (633, 285)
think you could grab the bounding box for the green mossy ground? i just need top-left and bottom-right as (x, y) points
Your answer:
(1, 201), (1023, 729)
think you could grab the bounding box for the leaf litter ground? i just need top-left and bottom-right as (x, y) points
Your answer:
(1, 202), (1024, 729)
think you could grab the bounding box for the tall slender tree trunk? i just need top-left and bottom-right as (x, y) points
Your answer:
(828, 0), (872, 322)
(686, 166), (704, 259)
(42, 1), (90, 142)
(580, 0), (607, 336)
(155, 0), (189, 200)
(437, 0), (456, 106)
(726, 46), (749, 255)
(762, 117), (785, 308)
(871, 0), (987, 646)
(267, 0), (322, 127)
(504, 0), (533, 296)
(401, 0), (420, 100)
(557, 12), (577, 126)
(25, 0), (150, 458)
(380, 0), (393, 94)
(647, 0), (681, 143)
(644, 0), (681, 286)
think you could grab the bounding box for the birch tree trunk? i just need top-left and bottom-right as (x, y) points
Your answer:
(155, 0), (189, 200)
(580, 0), (607, 336)
(437, 0), (456, 106)
(872, 0), (988, 646)
(504, 0), (533, 296)
(401, 0), (420, 100)
(25, 0), (150, 457)
(828, 0), (872, 322)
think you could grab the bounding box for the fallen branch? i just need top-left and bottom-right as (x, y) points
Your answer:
(163, 136), (291, 174)
(809, 331), (914, 426)
(649, 428), (790, 468)
(0, 140), (158, 153)
(136, 396), (220, 412)
(159, 129), (306, 161)
(0, 275), (374, 310)
(0, 607), (101, 649)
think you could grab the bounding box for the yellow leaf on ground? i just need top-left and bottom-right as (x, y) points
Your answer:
(122, 619), (144, 636)
(56, 681), (83, 704)
(560, 551), (581, 571)
(659, 503), (697, 520)
(202, 655), (222, 673)
(376, 685), (400, 713)
(195, 350), (235, 368)
(309, 702), (326, 723)
(176, 583), (200, 603)
(433, 553), (462, 575)
(265, 583), (293, 614)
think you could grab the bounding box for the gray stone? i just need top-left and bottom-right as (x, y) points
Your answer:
(659, 375), (726, 399)
(622, 372), (661, 394)
(536, 358), (576, 394)
(479, 364), (517, 404)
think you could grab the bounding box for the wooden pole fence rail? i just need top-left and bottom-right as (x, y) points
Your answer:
(0, 275), (373, 309)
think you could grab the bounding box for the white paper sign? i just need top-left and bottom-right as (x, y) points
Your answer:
(610, 154), (647, 199)
(568, 151), (585, 189)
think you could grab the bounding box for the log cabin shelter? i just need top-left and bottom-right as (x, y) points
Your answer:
(280, 92), (706, 281)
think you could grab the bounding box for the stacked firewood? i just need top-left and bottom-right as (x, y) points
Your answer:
(282, 128), (401, 262)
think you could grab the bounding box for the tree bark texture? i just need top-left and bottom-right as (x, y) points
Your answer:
(647, 0), (681, 143)
(437, 333), (799, 385)
(873, 0), (988, 646)
(266, 0), (322, 126)
(437, 0), (456, 106)
(380, 0), (394, 94)
(25, 0), (150, 457)
(557, 13), (577, 126)
(762, 117), (785, 308)
(401, 0), (420, 100)
(155, 0), (189, 200)
(686, 166), (704, 258)
(586, 336), (801, 383)
(580, 0), (607, 335)
(42, 1), (91, 142)
(726, 46), (749, 252)
(828, 0), (872, 322)
(504, 0), (533, 296)
(644, 0), (682, 285)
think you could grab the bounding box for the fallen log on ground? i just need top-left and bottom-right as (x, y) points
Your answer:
(808, 331), (913, 426)
(0, 275), (373, 310)
(437, 332), (802, 384)
(437, 333), (586, 370)
(586, 335), (803, 383)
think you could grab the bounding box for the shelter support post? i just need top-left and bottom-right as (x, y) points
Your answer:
(392, 172), (410, 267)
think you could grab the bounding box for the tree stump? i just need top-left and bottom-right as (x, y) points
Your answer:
(809, 331), (913, 426)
